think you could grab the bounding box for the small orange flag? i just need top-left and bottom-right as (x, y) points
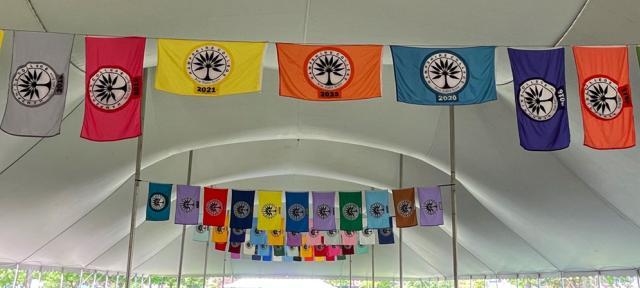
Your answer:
(392, 188), (417, 228)
(573, 46), (635, 149)
(276, 43), (382, 101)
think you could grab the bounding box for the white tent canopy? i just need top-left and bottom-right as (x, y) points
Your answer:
(0, 0), (639, 280)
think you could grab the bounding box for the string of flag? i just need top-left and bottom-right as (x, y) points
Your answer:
(145, 183), (445, 262)
(0, 30), (637, 150)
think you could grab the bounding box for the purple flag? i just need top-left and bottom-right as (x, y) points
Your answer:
(286, 232), (302, 246)
(417, 187), (444, 226)
(312, 192), (336, 231)
(508, 48), (570, 151)
(175, 185), (200, 225)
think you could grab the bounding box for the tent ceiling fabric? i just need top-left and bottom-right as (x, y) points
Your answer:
(0, 0), (640, 279)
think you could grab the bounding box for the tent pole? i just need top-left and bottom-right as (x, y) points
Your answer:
(60, 268), (65, 288)
(79, 269), (84, 288)
(115, 274), (120, 288)
(177, 150), (195, 288)
(92, 270), (97, 288)
(349, 255), (353, 288)
(202, 240), (209, 288)
(221, 253), (227, 288)
(105, 272), (109, 288)
(371, 246), (375, 288)
(398, 154), (404, 288)
(449, 106), (459, 288)
(125, 69), (149, 288)
(12, 264), (19, 288)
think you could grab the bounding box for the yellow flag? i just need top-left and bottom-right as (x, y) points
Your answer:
(300, 235), (313, 258)
(257, 190), (282, 230)
(211, 213), (230, 243)
(0, 30), (4, 49)
(267, 219), (285, 245)
(155, 38), (266, 96)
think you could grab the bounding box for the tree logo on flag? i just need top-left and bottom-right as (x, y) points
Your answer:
(584, 77), (623, 119)
(327, 230), (337, 237)
(519, 79), (559, 121)
(149, 193), (167, 212)
(397, 200), (414, 217)
(206, 199), (224, 217)
(306, 48), (352, 90)
(310, 229), (319, 237)
(196, 224), (208, 234)
(12, 62), (58, 107)
(254, 228), (263, 235)
(231, 242), (241, 248)
(422, 51), (468, 97)
(380, 228), (392, 236)
(179, 197), (196, 214)
(423, 200), (441, 215)
(287, 203), (306, 221)
(246, 242), (253, 248)
(316, 245), (326, 251)
(345, 231), (354, 237)
(215, 226), (226, 234)
(89, 67), (133, 110)
(271, 230), (281, 237)
(362, 228), (373, 236)
(261, 203), (278, 219)
(342, 203), (360, 220)
(232, 228), (244, 235)
(369, 202), (385, 218)
(187, 45), (231, 85)
(233, 201), (251, 219)
(316, 204), (332, 219)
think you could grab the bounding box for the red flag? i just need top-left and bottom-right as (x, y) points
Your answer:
(203, 187), (228, 226)
(214, 241), (227, 251)
(81, 37), (146, 141)
(228, 242), (242, 254)
(573, 46), (635, 149)
(313, 245), (327, 257)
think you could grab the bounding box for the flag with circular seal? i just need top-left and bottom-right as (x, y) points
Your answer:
(286, 232), (302, 246)
(508, 48), (570, 151)
(203, 187), (228, 227)
(365, 189), (390, 229)
(285, 192), (309, 232)
(249, 218), (267, 245)
(418, 186), (444, 226)
(391, 46), (496, 105)
(229, 227), (246, 243)
(323, 230), (341, 245)
(355, 244), (369, 255)
(339, 191), (363, 231)
(146, 182), (172, 221)
(359, 228), (376, 245)
(276, 43), (382, 101)
(175, 185), (200, 225)
(341, 231), (357, 246)
(267, 224), (285, 246)
(155, 39), (266, 96)
(573, 46), (635, 149)
(229, 190), (255, 229)
(243, 242), (256, 255)
(306, 228), (323, 246)
(192, 224), (210, 242)
(81, 36), (146, 141)
(257, 190), (282, 231)
(312, 192), (336, 231)
(377, 220), (395, 245)
(392, 188), (417, 228)
(1, 31), (74, 137)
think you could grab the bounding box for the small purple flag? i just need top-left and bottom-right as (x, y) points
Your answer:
(508, 48), (570, 151)
(417, 187), (444, 226)
(286, 232), (302, 246)
(175, 185), (200, 225)
(312, 192), (336, 231)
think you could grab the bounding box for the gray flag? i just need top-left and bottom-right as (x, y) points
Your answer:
(1, 31), (74, 137)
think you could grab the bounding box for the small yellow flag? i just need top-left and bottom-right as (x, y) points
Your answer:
(211, 213), (230, 243)
(0, 30), (4, 49)
(267, 219), (285, 245)
(155, 38), (266, 96)
(257, 190), (282, 230)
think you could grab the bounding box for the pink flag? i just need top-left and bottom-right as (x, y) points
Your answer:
(81, 37), (146, 141)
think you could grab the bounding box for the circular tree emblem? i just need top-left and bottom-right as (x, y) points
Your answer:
(206, 199), (224, 217)
(179, 197), (196, 213)
(584, 77), (623, 119)
(380, 228), (392, 236)
(287, 203), (306, 221)
(149, 193), (167, 212)
(306, 48), (352, 90)
(233, 201), (251, 219)
(310, 229), (319, 237)
(519, 79), (558, 121)
(245, 242), (253, 249)
(261, 203), (278, 219)
(344, 231), (354, 238)
(362, 228), (373, 236)
(271, 230), (281, 237)
(327, 230), (338, 237)
(196, 225), (208, 234)
(397, 200), (414, 217)
(230, 242), (241, 248)
(186, 45), (231, 84)
(423, 200), (439, 215)
(88, 67), (132, 110)
(422, 51), (468, 95)
(342, 203), (360, 221)
(368, 202), (385, 218)
(12, 62), (58, 107)
(232, 228), (244, 235)
(316, 204), (332, 219)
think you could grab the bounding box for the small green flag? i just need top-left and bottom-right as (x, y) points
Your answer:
(356, 244), (369, 255)
(273, 245), (285, 256)
(339, 192), (363, 231)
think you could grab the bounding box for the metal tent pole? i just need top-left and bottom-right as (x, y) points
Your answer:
(60, 268), (65, 288)
(398, 154), (404, 288)
(79, 269), (84, 288)
(449, 106), (459, 288)
(202, 241), (209, 288)
(115, 274), (120, 288)
(105, 272), (109, 288)
(125, 69), (150, 288)
(92, 271), (97, 288)
(177, 150), (195, 288)
(221, 253), (227, 288)
(371, 246), (375, 288)
(349, 255), (353, 288)
(12, 264), (19, 288)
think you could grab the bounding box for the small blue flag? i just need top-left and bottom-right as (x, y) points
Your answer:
(146, 183), (172, 221)
(391, 46), (496, 105)
(377, 218), (395, 245)
(229, 228), (246, 243)
(229, 190), (255, 229)
(365, 190), (390, 229)
(249, 218), (267, 245)
(285, 192), (309, 232)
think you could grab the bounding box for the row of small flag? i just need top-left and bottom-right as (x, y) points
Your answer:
(146, 183), (444, 230)
(0, 30), (637, 150)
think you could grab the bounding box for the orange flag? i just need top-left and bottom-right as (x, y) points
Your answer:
(392, 188), (417, 228)
(276, 43), (382, 101)
(573, 46), (635, 149)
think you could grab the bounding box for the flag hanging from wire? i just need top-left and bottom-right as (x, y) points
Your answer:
(285, 245), (300, 257)
(391, 46), (496, 105)
(365, 189), (390, 229)
(146, 182), (172, 221)
(341, 231), (357, 246)
(307, 228), (323, 246)
(324, 230), (341, 245)
(243, 242), (256, 255)
(312, 192), (336, 231)
(356, 244), (369, 255)
(229, 228), (246, 243)
(285, 192), (309, 232)
(377, 218), (395, 245)
(418, 186), (444, 226)
(339, 191), (363, 231)
(228, 242), (242, 254)
(203, 187), (228, 227)
(1, 31), (74, 137)
(276, 43), (382, 101)
(192, 224), (210, 242)
(249, 218), (267, 245)
(212, 225), (228, 243)
(257, 190), (282, 230)
(81, 36), (146, 141)
(359, 228), (376, 245)
(230, 190), (255, 229)
(508, 47), (570, 151)
(393, 188), (417, 228)
(342, 245), (355, 255)
(267, 227), (285, 246)
(286, 232), (302, 246)
(573, 46), (635, 149)
(175, 185), (200, 225)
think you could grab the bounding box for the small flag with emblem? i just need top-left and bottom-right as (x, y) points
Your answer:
(341, 231), (357, 246)
(393, 188), (417, 228)
(359, 228), (376, 245)
(312, 192), (336, 231)
(365, 189), (390, 229)
(418, 186), (444, 226)
(323, 230), (341, 245)
(257, 190), (282, 230)
(229, 190), (255, 229)
(192, 224), (210, 242)
(339, 191), (363, 231)
(203, 187), (228, 227)
(146, 182), (172, 221)
(175, 185), (200, 225)
(285, 192), (309, 232)
(249, 218), (267, 245)
(286, 232), (302, 246)
(377, 218), (395, 245)
(229, 228), (246, 243)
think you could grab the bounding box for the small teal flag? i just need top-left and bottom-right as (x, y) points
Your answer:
(391, 46), (496, 105)
(192, 225), (210, 242)
(365, 190), (390, 229)
(249, 218), (267, 245)
(146, 183), (172, 221)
